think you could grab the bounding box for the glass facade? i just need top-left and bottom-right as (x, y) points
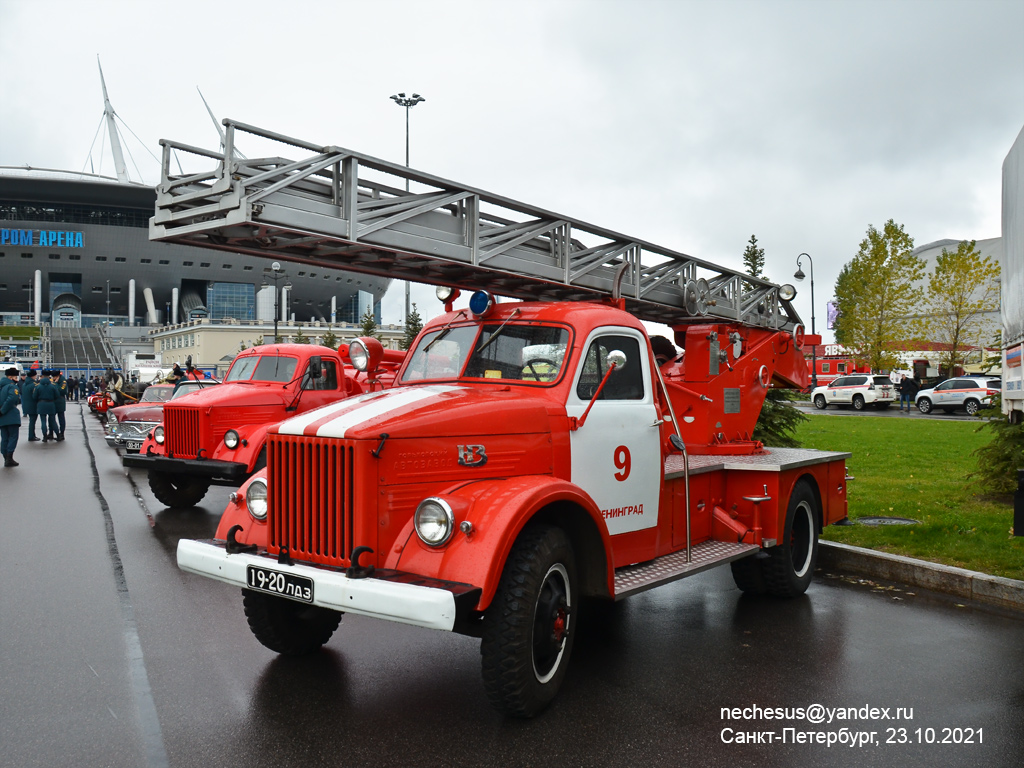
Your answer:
(206, 282), (255, 321)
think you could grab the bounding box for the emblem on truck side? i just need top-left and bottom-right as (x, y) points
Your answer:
(457, 444), (488, 467)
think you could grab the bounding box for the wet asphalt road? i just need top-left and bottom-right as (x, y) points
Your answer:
(794, 401), (984, 421)
(1, 404), (1023, 768)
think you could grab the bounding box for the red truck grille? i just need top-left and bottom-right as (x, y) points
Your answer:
(268, 434), (354, 567)
(166, 406), (201, 457)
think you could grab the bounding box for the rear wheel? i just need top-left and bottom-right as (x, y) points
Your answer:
(852, 395), (865, 411)
(917, 398), (932, 414)
(148, 471), (211, 508)
(964, 398), (981, 416)
(762, 482), (819, 597)
(242, 590), (342, 655)
(481, 524), (577, 718)
(813, 395), (827, 410)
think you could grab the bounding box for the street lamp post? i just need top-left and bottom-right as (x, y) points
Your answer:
(105, 279), (110, 329)
(263, 262), (291, 344)
(390, 92), (425, 324)
(794, 252), (817, 389)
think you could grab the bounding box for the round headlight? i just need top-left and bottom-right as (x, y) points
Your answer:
(435, 285), (456, 302)
(154, 425), (165, 445)
(245, 478), (268, 520)
(349, 339), (369, 371)
(469, 290), (495, 318)
(414, 497), (454, 547)
(108, 423), (119, 434)
(778, 283), (797, 301)
(224, 429), (240, 449)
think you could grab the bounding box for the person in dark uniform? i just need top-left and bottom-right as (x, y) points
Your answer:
(52, 368), (68, 441)
(78, 376), (87, 400)
(1, 367), (23, 467)
(21, 369), (40, 441)
(34, 370), (59, 443)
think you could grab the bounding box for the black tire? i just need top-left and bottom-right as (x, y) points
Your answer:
(852, 395), (865, 411)
(148, 471), (211, 508)
(762, 482), (819, 597)
(730, 556), (767, 594)
(242, 590), (342, 655)
(917, 398), (932, 414)
(813, 395), (827, 410)
(480, 524), (577, 718)
(964, 399), (980, 416)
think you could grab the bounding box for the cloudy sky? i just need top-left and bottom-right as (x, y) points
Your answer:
(1, 0), (1022, 340)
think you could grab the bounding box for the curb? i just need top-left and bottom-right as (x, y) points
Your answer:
(818, 541), (1024, 614)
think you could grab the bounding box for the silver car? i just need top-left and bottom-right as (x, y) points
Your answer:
(915, 377), (1000, 415)
(811, 374), (895, 411)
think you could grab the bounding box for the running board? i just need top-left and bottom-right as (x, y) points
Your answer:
(613, 540), (760, 600)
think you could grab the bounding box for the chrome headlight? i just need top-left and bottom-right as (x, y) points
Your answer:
(414, 497), (455, 547)
(245, 478), (268, 520)
(154, 425), (165, 445)
(349, 339), (369, 371)
(224, 429), (240, 449)
(108, 423), (119, 434)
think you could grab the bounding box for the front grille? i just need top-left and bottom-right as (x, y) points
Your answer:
(166, 406), (201, 457)
(119, 421), (156, 441)
(268, 434), (354, 567)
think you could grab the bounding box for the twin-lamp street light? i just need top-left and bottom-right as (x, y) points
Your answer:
(262, 261), (291, 344)
(794, 252), (816, 388)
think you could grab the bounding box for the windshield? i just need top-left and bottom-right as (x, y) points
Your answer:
(226, 355), (298, 383)
(171, 381), (218, 400)
(401, 323), (570, 384)
(141, 386), (174, 403)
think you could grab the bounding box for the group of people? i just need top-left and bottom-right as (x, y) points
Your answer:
(0, 366), (74, 468)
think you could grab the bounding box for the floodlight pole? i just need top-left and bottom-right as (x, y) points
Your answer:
(390, 92), (426, 325)
(795, 253), (817, 388)
(264, 261), (290, 344)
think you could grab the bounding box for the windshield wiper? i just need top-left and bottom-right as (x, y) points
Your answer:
(473, 308), (522, 355)
(423, 310), (467, 353)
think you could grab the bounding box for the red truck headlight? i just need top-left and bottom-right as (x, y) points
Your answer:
(245, 477), (268, 520)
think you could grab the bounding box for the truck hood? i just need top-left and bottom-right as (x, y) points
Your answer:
(111, 403), (165, 423)
(169, 381), (288, 409)
(275, 384), (553, 439)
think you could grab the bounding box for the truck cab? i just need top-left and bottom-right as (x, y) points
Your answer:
(180, 292), (849, 717)
(125, 342), (401, 507)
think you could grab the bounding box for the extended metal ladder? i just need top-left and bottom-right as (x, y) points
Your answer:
(151, 120), (803, 330)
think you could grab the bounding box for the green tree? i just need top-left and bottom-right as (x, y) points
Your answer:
(742, 234), (765, 281)
(253, 335), (264, 346)
(360, 307), (380, 340)
(738, 237), (807, 446)
(293, 327), (310, 344)
(981, 329), (1003, 374)
(402, 303), (423, 351)
(321, 326), (339, 351)
(833, 219), (925, 370)
(915, 240), (1000, 375)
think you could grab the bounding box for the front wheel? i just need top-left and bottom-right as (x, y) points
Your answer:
(813, 395), (827, 410)
(917, 398), (932, 414)
(852, 395), (865, 411)
(762, 482), (819, 597)
(480, 524), (577, 718)
(242, 590), (342, 655)
(148, 471), (211, 508)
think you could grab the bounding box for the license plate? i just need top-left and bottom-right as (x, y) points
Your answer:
(125, 441), (143, 451)
(246, 564), (314, 603)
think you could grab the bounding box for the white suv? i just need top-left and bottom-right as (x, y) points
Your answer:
(915, 377), (1000, 415)
(811, 374), (895, 411)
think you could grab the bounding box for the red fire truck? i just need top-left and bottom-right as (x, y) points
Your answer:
(159, 121), (850, 717)
(124, 342), (402, 507)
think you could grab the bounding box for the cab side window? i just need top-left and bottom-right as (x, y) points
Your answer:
(576, 335), (644, 401)
(302, 359), (339, 390)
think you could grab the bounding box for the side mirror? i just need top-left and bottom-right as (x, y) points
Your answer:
(308, 355), (322, 379)
(606, 349), (627, 370)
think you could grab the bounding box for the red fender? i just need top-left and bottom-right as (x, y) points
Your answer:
(214, 468), (270, 545)
(391, 476), (614, 612)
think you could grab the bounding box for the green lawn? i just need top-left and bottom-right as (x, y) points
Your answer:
(0, 326), (41, 340)
(795, 414), (1024, 581)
